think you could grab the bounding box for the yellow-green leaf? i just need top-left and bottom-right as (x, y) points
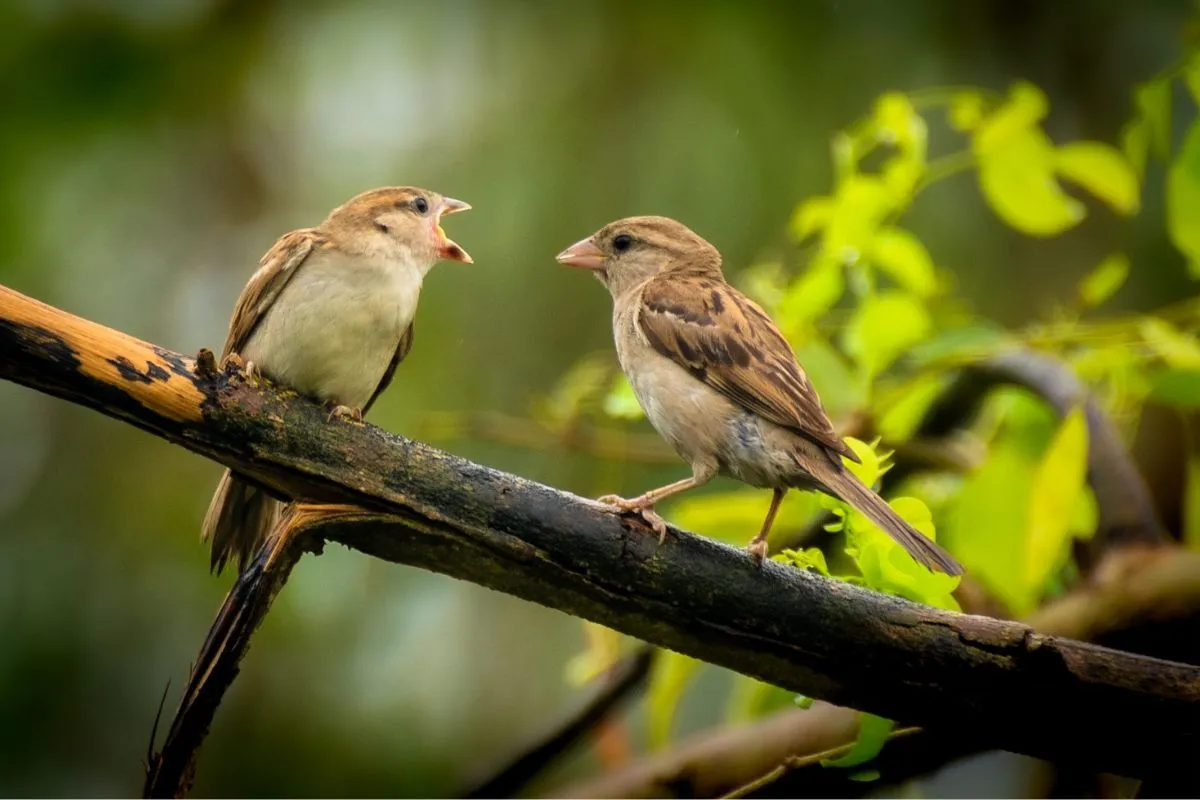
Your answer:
(777, 257), (845, 328)
(1149, 369), (1200, 407)
(871, 227), (938, 297)
(841, 290), (933, 380)
(1134, 78), (1172, 159)
(1140, 318), (1200, 369)
(1055, 142), (1140, 216)
(874, 92), (927, 160)
(973, 81), (1049, 156)
(822, 714), (896, 769)
(647, 651), (701, 750)
(1077, 253), (1130, 308)
(789, 196), (835, 241)
(977, 128), (1085, 236)
(1121, 118), (1151, 179)
(948, 90), (985, 132)
(602, 374), (644, 420)
(670, 489), (819, 546)
(876, 372), (952, 442)
(1166, 122), (1200, 277)
(1025, 407), (1089, 592)
(824, 175), (896, 262)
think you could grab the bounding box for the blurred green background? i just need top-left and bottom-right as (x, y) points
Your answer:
(0, 0), (1194, 796)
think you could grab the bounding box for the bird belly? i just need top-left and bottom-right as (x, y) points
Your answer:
(242, 254), (418, 410)
(717, 412), (809, 489)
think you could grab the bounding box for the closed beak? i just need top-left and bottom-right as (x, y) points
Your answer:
(555, 236), (605, 270)
(436, 197), (472, 263)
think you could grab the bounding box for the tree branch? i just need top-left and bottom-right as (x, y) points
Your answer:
(571, 545), (1200, 799)
(2, 283), (1199, 782)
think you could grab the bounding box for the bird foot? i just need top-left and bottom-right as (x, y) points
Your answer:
(746, 539), (769, 565)
(220, 353), (263, 384)
(328, 404), (363, 424)
(597, 495), (669, 543)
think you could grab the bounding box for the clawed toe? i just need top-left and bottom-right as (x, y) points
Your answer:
(328, 404), (363, 423)
(597, 496), (669, 543)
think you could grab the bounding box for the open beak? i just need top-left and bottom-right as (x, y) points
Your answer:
(436, 197), (472, 263)
(555, 236), (605, 270)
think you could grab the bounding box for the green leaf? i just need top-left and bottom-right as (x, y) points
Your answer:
(876, 372), (952, 443)
(823, 175), (896, 263)
(775, 547), (832, 577)
(948, 90), (985, 132)
(602, 374), (644, 420)
(1121, 118), (1151, 179)
(852, 496), (961, 609)
(1166, 121), (1200, 276)
(973, 81), (1049, 156)
(793, 339), (864, 416)
(906, 323), (1011, 367)
(849, 770), (882, 783)
(1141, 318), (1200, 368)
(871, 227), (938, 297)
(794, 694), (815, 709)
(977, 128), (1085, 236)
(1055, 142), (1140, 216)
(874, 92), (927, 161)
(789, 196), (834, 241)
(1134, 78), (1172, 159)
(647, 651), (702, 750)
(1077, 253), (1130, 308)
(822, 714), (896, 769)
(841, 290), (933, 381)
(777, 257), (845, 328)
(1024, 407), (1090, 592)
(1185, 452), (1200, 550)
(1149, 369), (1200, 407)
(941, 389), (1057, 614)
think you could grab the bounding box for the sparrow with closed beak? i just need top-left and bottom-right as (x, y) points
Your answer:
(555, 216), (962, 575)
(202, 186), (472, 574)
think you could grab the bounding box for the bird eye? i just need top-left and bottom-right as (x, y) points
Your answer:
(413, 197), (429, 214)
(375, 221), (390, 233)
(613, 234), (633, 252)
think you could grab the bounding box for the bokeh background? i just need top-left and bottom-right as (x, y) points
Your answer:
(0, 0), (1194, 796)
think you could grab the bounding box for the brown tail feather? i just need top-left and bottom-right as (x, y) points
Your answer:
(201, 470), (280, 575)
(803, 452), (964, 576)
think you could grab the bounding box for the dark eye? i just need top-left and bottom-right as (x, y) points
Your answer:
(613, 234), (633, 252)
(375, 221), (390, 233)
(413, 197), (429, 214)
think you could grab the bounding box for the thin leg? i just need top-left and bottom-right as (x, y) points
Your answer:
(746, 488), (786, 563)
(598, 464), (716, 543)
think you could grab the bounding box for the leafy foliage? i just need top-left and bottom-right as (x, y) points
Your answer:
(554, 62), (1200, 771)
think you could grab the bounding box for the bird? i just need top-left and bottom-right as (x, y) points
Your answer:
(202, 186), (472, 574)
(555, 216), (963, 575)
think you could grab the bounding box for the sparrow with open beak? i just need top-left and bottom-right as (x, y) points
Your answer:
(555, 216), (962, 575)
(202, 186), (472, 574)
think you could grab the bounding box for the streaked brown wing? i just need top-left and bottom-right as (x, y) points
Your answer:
(222, 228), (325, 358)
(361, 322), (414, 416)
(636, 271), (857, 461)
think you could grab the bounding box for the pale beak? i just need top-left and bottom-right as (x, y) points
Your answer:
(436, 197), (472, 263)
(555, 236), (605, 270)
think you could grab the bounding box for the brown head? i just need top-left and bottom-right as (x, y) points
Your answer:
(555, 216), (722, 299)
(320, 186), (472, 270)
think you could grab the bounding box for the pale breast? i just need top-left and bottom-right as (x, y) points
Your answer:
(242, 250), (420, 409)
